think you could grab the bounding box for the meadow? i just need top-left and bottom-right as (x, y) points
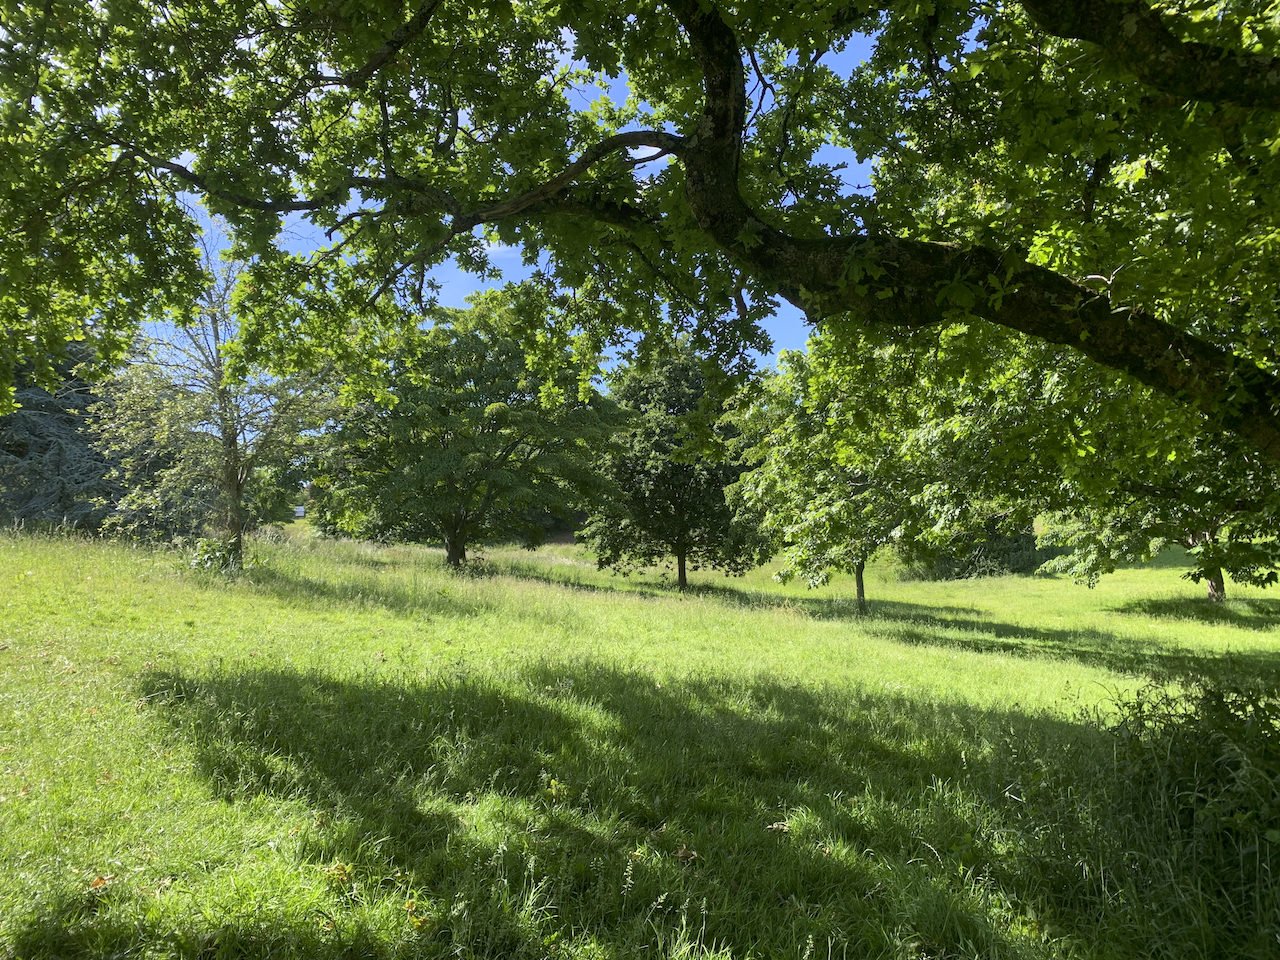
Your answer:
(1, 531), (1277, 959)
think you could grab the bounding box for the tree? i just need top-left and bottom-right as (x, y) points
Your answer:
(93, 253), (325, 569)
(580, 347), (768, 590)
(0, 347), (115, 529)
(313, 288), (619, 567)
(786, 322), (1280, 602)
(730, 350), (918, 611)
(730, 332), (1055, 608)
(966, 352), (1280, 602)
(4, 1), (1280, 462)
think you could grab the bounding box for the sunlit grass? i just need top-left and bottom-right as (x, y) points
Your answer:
(1, 531), (1277, 958)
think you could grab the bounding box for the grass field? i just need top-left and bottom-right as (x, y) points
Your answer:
(1, 531), (1277, 959)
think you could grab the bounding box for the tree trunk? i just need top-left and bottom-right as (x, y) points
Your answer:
(677, 551), (688, 591)
(216, 386), (247, 573)
(854, 560), (867, 614)
(1205, 565), (1227, 602)
(445, 536), (467, 568)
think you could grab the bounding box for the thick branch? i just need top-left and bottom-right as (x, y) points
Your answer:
(1020, 0), (1280, 109)
(344, 0), (446, 89)
(662, 0), (1280, 460)
(461, 131), (685, 226)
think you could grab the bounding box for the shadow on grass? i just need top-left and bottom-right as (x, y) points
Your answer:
(9, 895), (399, 960)
(1111, 596), (1280, 632)
(488, 554), (982, 617)
(9, 667), (1073, 958)
(486, 559), (1280, 683)
(872, 619), (1280, 685)
(242, 562), (560, 627)
(15, 661), (1274, 958)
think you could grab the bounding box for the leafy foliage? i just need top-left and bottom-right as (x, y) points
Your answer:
(0, 349), (115, 529)
(730, 348), (919, 605)
(93, 254), (326, 567)
(760, 324), (1280, 600)
(313, 288), (619, 566)
(580, 346), (768, 589)
(899, 335), (1280, 600)
(3, 0), (1280, 459)
(896, 520), (1060, 582)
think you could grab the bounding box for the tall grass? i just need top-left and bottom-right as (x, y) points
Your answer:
(0, 532), (1277, 958)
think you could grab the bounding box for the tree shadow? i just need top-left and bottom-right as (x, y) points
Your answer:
(487, 554), (986, 620)
(472, 560), (1280, 683)
(1111, 596), (1280, 633)
(242, 563), (577, 631)
(684, 580), (987, 622)
(7, 892), (401, 960)
(12, 659), (1268, 957)
(0, 664), (1149, 957)
(884, 625), (1280, 685)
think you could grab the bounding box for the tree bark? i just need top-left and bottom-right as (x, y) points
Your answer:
(444, 536), (467, 567)
(1018, 0), (1280, 110)
(1205, 565), (1227, 603)
(662, 0), (1280, 463)
(214, 371), (247, 572)
(219, 437), (247, 571)
(854, 560), (867, 614)
(677, 550), (688, 591)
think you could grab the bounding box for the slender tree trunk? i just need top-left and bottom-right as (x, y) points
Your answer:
(677, 551), (688, 591)
(1205, 565), (1227, 602)
(854, 560), (867, 614)
(216, 386), (247, 572)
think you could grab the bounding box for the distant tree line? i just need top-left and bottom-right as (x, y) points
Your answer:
(3, 267), (1276, 602)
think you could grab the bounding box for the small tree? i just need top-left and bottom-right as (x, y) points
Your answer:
(93, 250), (324, 569)
(730, 349), (922, 611)
(580, 346), (768, 590)
(313, 289), (618, 566)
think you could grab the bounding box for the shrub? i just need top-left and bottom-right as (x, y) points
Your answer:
(187, 538), (246, 574)
(1018, 679), (1280, 957)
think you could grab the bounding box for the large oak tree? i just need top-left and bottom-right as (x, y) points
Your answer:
(2, 1), (1278, 454)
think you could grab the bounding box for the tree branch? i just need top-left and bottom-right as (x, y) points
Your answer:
(461, 130), (685, 227)
(343, 0), (447, 90)
(660, 0), (1280, 460)
(1020, 0), (1280, 109)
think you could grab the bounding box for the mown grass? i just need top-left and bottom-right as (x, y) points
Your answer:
(1, 531), (1277, 959)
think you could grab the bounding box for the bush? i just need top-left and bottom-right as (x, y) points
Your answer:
(187, 538), (245, 574)
(1019, 679), (1280, 957)
(1108, 680), (1279, 896)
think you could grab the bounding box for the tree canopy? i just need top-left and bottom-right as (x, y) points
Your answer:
(0, 347), (114, 529)
(756, 321), (1280, 601)
(580, 346), (769, 589)
(730, 348), (919, 609)
(313, 287), (619, 566)
(3, 1), (1278, 457)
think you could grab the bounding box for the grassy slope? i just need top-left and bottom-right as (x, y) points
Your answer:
(1, 533), (1277, 959)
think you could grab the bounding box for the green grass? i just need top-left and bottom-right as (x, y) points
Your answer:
(1, 532), (1277, 959)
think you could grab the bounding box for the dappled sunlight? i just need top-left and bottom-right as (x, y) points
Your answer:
(119, 661), (1111, 958)
(2, 535), (1277, 958)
